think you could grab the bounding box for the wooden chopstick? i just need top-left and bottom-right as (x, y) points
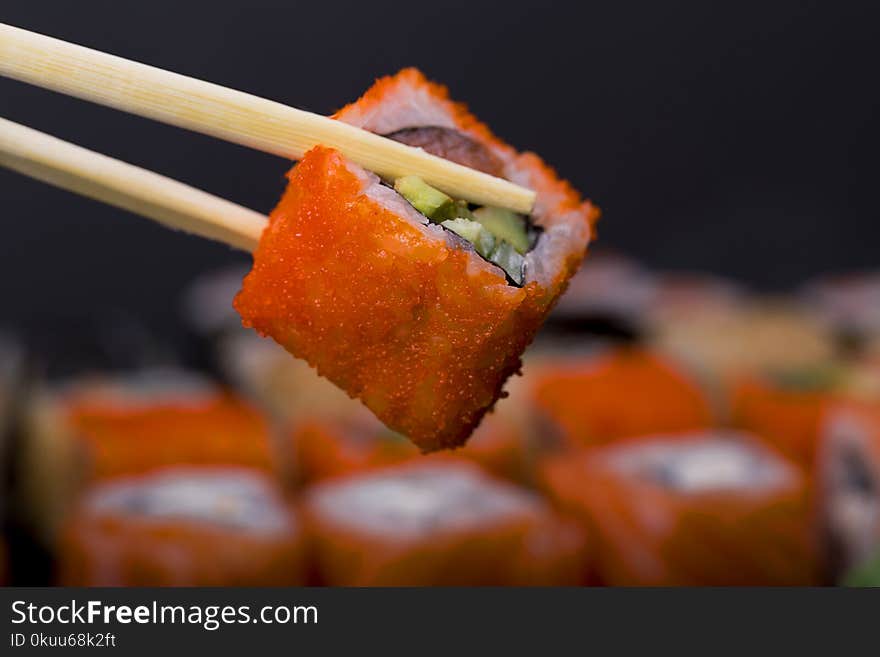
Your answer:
(0, 117), (266, 251)
(0, 23), (536, 214)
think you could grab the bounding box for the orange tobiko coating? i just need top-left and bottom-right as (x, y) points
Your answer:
(537, 434), (818, 585)
(731, 377), (834, 470)
(237, 68), (597, 451)
(66, 393), (278, 480)
(531, 347), (714, 448)
(237, 148), (577, 451)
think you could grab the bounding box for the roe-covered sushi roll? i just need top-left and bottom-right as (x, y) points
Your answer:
(18, 368), (278, 542)
(649, 299), (835, 412)
(817, 404), (880, 583)
(538, 430), (817, 585)
(530, 347), (713, 449)
(219, 330), (361, 424)
(235, 69), (599, 452)
(802, 272), (880, 356)
(732, 362), (880, 470)
(303, 460), (588, 585)
(546, 252), (655, 341)
(58, 467), (305, 586)
(292, 405), (529, 485)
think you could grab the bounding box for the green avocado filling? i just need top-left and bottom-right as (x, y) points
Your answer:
(395, 176), (531, 286)
(769, 365), (843, 392)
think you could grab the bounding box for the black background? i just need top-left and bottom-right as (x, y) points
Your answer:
(1, 1), (878, 341)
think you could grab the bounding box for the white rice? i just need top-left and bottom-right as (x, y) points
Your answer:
(308, 462), (541, 539)
(85, 467), (293, 535)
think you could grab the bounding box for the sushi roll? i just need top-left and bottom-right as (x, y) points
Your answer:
(292, 408), (418, 484)
(58, 466), (305, 586)
(802, 272), (880, 356)
(731, 365), (842, 470)
(732, 361), (880, 470)
(643, 272), (745, 329)
(529, 346), (713, 449)
(219, 330), (360, 424)
(235, 69), (598, 452)
(292, 404), (529, 485)
(303, 460), (588, 585)
(538, 430), (817, 585)
(179, 265), (251, 375)
(546, 251), (655, 341)
(842, 550), (880, 586)
(17, 368), (278, 543)
(816, 404), (880, 583)
(649, 298), (835, 410)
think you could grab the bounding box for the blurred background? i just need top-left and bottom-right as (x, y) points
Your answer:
(1, 1), (879, 586)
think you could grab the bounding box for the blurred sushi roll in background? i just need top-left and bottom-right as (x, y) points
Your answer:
(179, 265), (251, 375)
(538, 430), (817, 585)
(528, 346), (714, 451)
(15, 368), (278, 546)
(642, 271), (746, 330)
(816, 404), (880, 584)
(802, 272), (880, 357)
(547, 252), (656, 342)
(649, 297), (836, 414)
(303, 460), (588, 585)
(292, 404), (531, 486)
(218, 330), (359, 426)
(732, 361), (880, 470)
(292, 408), (418, 485)
(58, 466), (305, 586)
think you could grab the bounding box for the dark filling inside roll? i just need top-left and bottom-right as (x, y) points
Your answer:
(384, 126), (541, 287)
(840, 445), (877, 496)
(822, 439), (879, 581)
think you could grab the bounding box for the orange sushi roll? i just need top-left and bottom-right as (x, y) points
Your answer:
(62, 371), (277, 479)
(18, 369), (278, 542)
(650, 298), (836, 413)
(235, 69), (598, 452)
(538, 430), (817, 585)
(547, 251), (655, 339)
(219, 330), (364, 424)
(58, 466), (305, 586)
(292, 409), (418, 484)
(530, 347), (713, 449)
(731, 361), (880, 470)
(817, 403), (880, 583)
(292, 405), (529, 485)
(303, 460), (588, 585)
(731, 371), (836, 470)
(802, 271), (880, 355)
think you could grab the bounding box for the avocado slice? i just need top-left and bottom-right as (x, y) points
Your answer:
(394, 176), (455, 221)
(473, 206), (530, 254)
(441, 218), (495, 258)
(771, 365), (843, 392)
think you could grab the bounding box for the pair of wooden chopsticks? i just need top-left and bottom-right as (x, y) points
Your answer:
(0, 23), (535, 252)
